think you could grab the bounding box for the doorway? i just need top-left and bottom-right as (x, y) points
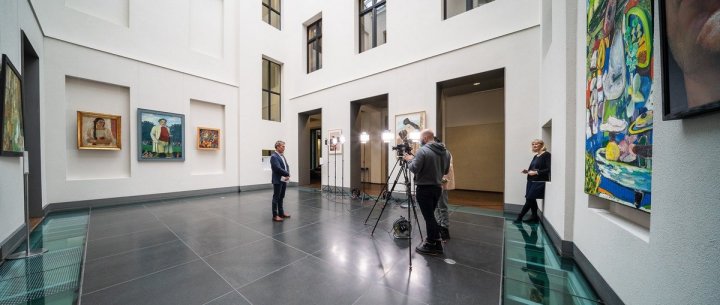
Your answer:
(298, 109), (322, 188)
(22, 31), (43, 224)
(350, 94), (388, 197)
(437, 69), (505, 211)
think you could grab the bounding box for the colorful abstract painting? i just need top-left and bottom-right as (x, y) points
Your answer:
(585, 0), (653, 212)
(197, 127), (220, 150)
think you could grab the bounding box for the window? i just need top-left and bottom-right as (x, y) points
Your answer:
(307, 20), (322, 73)
(359, 0), (386, 52)
(262, 58), (281, 121)
(262, 0), (281, 29)
(444, 0), (494, 19)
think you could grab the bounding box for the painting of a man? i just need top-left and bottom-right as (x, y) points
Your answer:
(138, 108), (184, 161)
(151, 118), (172, 157)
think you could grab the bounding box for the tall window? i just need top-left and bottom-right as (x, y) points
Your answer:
(307, 20), (322, 73)
(262, 59), (281, 121)
(444, 0), (494, 19)
(359, 0), (386, 53)
(262, 0), (281, 29)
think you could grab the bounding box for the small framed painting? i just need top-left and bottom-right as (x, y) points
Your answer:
(328, 129), (342, 154)
(197, 127), (220, 150)
(77, 111), (121, 150)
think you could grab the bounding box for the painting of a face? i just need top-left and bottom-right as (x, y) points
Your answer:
(77, 111), (121, 150)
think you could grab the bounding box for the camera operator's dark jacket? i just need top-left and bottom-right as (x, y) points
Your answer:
(407, 142), (450, 186)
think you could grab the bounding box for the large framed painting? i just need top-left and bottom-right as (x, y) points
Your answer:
(77, 111), (121, 150)
(659, 1), (720, 120)
(395, 111), (425, 153)
(585, 0), (653, 212)
(197, 127), (220, 150)
(328, 129), (342, 155)
(0, 54), (24, 156)
(138, 108), (185, 161)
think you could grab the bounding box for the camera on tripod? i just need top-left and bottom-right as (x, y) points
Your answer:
(391, 142), (412, 157)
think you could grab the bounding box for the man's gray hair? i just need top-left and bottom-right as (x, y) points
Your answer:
(274, 140), (285, 148)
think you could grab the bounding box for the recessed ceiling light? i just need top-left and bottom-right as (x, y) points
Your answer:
(473, 82), (481, 86)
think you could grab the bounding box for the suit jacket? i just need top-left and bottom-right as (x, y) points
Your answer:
(270, 152), (290, 184)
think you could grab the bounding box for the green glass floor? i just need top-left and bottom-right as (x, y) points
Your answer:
(448, 205), (602, 304)
(0, 211), (89, 305)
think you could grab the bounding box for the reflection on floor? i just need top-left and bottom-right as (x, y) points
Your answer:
(449, 190), (504, 210)
(0, 211), (88, 304)
(503, 218), (601, 304)
(79, 188), (505, 305)
(0, 188), (601, 305)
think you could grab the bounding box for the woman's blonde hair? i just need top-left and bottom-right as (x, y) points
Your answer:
(532, 139), (547, 152)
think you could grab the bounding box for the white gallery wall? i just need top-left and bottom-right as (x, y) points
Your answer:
(27, 0), (240, 205)
(0, 0), (44, 246)
(567, 2), (720, 304)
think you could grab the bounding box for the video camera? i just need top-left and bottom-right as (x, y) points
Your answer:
(392, 129), (413, 157)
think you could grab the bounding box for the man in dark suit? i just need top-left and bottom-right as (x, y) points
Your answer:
(271, 140), (291, 222)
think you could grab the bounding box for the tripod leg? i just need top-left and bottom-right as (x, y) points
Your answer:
(364, 158), (401, 224)
(371, 165), (405, 236)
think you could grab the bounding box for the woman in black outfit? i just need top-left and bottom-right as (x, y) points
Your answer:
(514, 139), (551, 223)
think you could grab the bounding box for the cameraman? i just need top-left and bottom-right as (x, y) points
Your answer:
(403, 129), (450, 256)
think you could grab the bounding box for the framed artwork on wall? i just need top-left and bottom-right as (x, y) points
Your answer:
(0, 54), (25, 157)
(197, 127), (220, 150)
(659, 0), (720, 120)
(137, 108), (185, 161)
(584, 0), (653, 212)
(395, 111), (425, 153)
(328, 129), (342, 154)
(77, 111), (121, 150)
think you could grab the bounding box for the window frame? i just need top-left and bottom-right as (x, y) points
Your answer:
(307, 19), (322, 73)
(359, 0), (386, 53)
(262, 58), (282, 122)
(443, 0), (492, 20)
(262, 0), (281, 29)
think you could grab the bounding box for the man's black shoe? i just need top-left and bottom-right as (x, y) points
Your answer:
(440, 227), (451, 241)
(415, 241), (443, 256)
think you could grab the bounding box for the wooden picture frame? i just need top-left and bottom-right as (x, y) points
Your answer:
(197, 127), (220, 150)
(328, 129), (342, 155)
(137, 108), (185, 161)
(395, 111), (426, 146)
(77, 111), (121, 150)
(0, 54), (25, 156)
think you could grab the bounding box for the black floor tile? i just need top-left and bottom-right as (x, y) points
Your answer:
(449, 220), (504, 246)
(85, 226), (178, 260)
(82, 239), (199, 293)
(380, 254), (502, 305)
(168, 217), (267, 257)
(81, 260), (232, 305)
(204, 291), (252, 305)
(272, 221), (361, 254)
(442, 237), (503, 274)
(88, 215), (166, 241)
(204, 238), (307, 288)
(353, 284), (428, 305)
(238, 256), (372, 305)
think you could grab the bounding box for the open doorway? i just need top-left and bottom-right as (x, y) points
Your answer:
(22, 31), (43, 227)
(298, 109), (322, 188)
(350, 95), (388, 197)
(437, 69), (505, 211)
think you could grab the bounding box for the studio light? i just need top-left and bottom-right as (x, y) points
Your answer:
(359, 132), (369, 144)
(409, 130), (421, 143)
(339, 135), (346, 144)
(381, 130), (393, 143)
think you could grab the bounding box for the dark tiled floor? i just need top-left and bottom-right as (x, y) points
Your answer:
(80, 188), (504, 305)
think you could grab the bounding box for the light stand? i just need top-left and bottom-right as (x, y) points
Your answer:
(332, 137), (338, 200)
(339, 135), (347, 200)
(359, 132), (369, 202)
(322, 138), (331, 193)
(7, 151), (47, 260)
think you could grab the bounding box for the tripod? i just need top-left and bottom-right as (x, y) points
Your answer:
(364, 154), (424, 269)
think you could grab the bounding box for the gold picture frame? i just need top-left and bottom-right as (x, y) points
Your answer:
(77, 111), (121, 150)
(197, 127), (221, 150)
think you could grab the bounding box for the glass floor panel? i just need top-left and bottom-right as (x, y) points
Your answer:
(449, 206), (601, 304)
(0, 211), (89, 305)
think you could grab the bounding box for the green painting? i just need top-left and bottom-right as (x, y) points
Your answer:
(1, 54), (25, 156)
